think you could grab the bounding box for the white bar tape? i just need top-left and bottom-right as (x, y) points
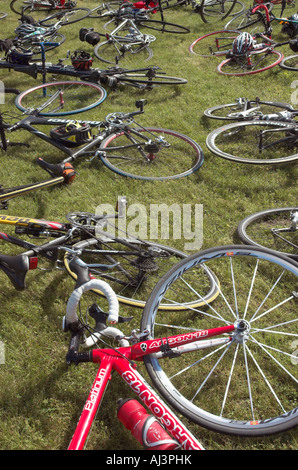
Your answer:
(66, 278), (119, 324)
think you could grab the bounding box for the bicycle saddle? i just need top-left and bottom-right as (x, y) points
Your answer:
(0, 253), (34, 290)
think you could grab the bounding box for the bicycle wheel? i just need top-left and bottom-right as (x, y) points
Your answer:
(217, 50), (283, 76)
(89, 1), (124, 18)
(280, 54), (298, 71)
(15, 81), (107, 116)
(189, 30), (239, 57)
(98, 127), (204, 180)
(38, 7), (91, 26)
(237, 207), (298, 259)
(18, 32), (66, 56)
(141, 245), (298, 436)
(224, 7), (272, 33)
(94, 38), (154, 65)
(64, 237), (219, 309)
(137, 19), (190, 33)
(204, 99), (294, 120)
(114, 70), (187, 86)
(206, 120), (298, 165)
(200, 0), (240, 23)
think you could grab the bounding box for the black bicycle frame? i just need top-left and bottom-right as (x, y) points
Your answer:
(1, 113), (105, 160)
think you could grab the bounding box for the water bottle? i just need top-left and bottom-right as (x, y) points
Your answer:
(117, 398), (179, 450)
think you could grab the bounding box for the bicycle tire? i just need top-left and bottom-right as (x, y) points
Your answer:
(18, 32), (66, 56)
(114, 71), (187, 86)
(15, 81), (107, 117)
(204, 99), (294, 120)
(217, 50), (283, 76)
(98, 127), (204, 180)
(279, 54), (298, 71)
(0, 12), (8, 20)
(141, 244), (298, 436)
(206, 120), (298, 165)
(89, 1), (124, 18)
(237, 207), (298, 259)
(64, 237), (219, 309)
(38, 7), (91, 26)
(137, 19), (190, 33)
(224, 7), (272, 32)
(10, 0), (57, 15)
(189, 30), (240, 57)
(94, 39), (154, 65)
(200, 0), (238, 23)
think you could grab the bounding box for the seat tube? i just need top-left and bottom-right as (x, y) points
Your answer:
(68, 356), (113, 450)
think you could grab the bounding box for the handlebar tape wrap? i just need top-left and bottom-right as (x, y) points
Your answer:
(66, 278), (119, 325)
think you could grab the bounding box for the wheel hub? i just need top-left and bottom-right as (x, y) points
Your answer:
(233, 319), (251, 344)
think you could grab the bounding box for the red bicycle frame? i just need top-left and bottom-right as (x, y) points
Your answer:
(68, 324), (235, 450)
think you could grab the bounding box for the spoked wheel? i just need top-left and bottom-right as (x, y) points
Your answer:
(141, 245), (298, 436)
(137, 19), (190, 33)
(18, 32), (66, 56)
(94, 38), (155, 65)
(200, 0), (244, 23)
(64, 234), (219, 310)
(224, 6), (274, 33)
(15, 81), (107, 116)
(217, 50), (283, 76)
(113, 70), (187, 87)
(88, 1), (124, 18)
(38, 7), (91, 26)
(204, 99), (294, 120)
(279, 54), (298, 71)
(237, 207), (298, 260)
(98, 127), (204, 180)
(189, 30), (239, 57)
(206, 120), (298, 165)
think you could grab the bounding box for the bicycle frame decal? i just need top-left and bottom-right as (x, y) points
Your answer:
(121, 366), (202, 450)
(0, 214), (67, 230)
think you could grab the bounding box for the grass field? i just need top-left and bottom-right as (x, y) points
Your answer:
(0, 0), (297, 451)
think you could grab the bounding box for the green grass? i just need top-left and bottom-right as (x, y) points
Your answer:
(0, 0), (297, 451)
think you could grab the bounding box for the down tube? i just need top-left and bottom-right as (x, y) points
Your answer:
(68, 359), (113, 450)
(115, 360), (204, 450)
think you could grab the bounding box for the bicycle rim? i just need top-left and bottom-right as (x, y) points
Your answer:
(99, 127), (204, 180)
(237, 208), (298, 259)
(204, 100), (294, 120)
(200, 0), (238, 23)
(141, 245), (298, 436)
(224, 8), (270, 33)
(15, 81), (107, 116)
(218, 50), (283, 76)
(279, 54), (298, 71)
(189, 30), (239, 57)
(19, 32), (66, 56)
(94, 40), (154, 66)
(39, 7), (91, 26)
(116, 72), (187, 86)
(206, 120), (298, 164)
(137, 19), (190, 33)
(89, 1), (124, 18)
(64, 237), (219, 309)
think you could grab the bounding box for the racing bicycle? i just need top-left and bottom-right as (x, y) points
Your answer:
(205, 103), (298, 164)
(62, 242), (298, 447)
(204, 96), (295, 120)
(0, 98), (204, 181)
(0, 197), (219, 309)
